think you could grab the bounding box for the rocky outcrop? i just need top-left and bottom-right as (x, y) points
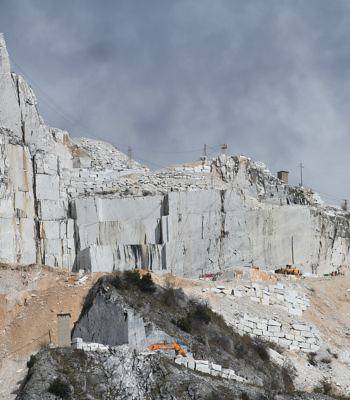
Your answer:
(72, 276), (172, 348)
(18, 346), (326, 400)
(0, 33), (350, 276)
(17, 274), (342, 399)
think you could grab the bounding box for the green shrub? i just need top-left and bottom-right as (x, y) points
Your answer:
(313, 379), (335, 395)
(235, 343), (245, 359)
(48, 378), (72, 399)
(175, 317), (192, 333)
(161, 286), (176, 307)
(110, 274), (123, 289)
(205, 392), (220, 400)
(254, 342), (270, 362)
(118, 270), (156, 292)
(209, 333), (232, 352)
(138, 273), (156, 293)
(123, 270), (141, 286)
(190, 303), (211, 324)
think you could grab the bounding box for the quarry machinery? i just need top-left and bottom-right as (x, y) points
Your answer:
(147, 342), (187, 357)
(275, 265), (301, 276)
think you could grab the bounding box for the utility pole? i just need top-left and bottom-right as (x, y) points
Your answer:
(341, 199), (348, 212)
(299, 163), (304, 187)
(220, 144), (228, 155)
(203, 144), (207, 159)
(127, 146), (132, 168)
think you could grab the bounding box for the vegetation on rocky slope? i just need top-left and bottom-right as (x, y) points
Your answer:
(17, 272), (346, 399)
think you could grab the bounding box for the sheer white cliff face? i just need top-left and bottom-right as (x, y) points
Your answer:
(0, 34), (22, 139)
(0, 33), (349, 276)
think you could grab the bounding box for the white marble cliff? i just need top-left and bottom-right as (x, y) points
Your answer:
(0, 33), (349, 277)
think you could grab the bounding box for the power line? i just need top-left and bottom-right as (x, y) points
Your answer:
(133, 156), (169, 170)
(5, 331), (49, 358)
(13, 52), (349, 205)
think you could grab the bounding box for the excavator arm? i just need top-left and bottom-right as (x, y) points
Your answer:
(147, 342), (187, 357)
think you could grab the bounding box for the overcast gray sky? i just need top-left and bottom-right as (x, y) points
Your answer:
(0, 0), (349, 204)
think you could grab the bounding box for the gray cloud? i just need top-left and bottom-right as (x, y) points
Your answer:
(0, 0), (350, 204)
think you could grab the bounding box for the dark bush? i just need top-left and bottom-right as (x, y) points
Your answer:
(241, 393), (250, 400)
(110, 274), (123, 289)
(205, 392), (220, 400)
(190, 303), (211, 324)
(241, 334), (253, 347)
(281, 366), (295, 393)
(175, 317), (192, 333)
(123, 270), (141, 286)
(138, 273), (156, 293)
(321, 380), (334, 395)
(235, 343), (245, 359)
(209, 333), (232, 352)
(161, 286), (177, 307)
(313, 379), (336, 395)
(320, 357), (331, 364)
(48, 378), (72, 399)
(254, 342), (270, 362)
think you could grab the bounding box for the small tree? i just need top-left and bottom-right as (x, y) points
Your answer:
(138, 273), (156, 293)
(123, 270), (141, 286)
(191, 303), (211, 324)
(175, 317), (192, 333)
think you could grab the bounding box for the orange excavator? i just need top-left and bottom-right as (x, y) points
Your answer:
(275, 264), (301, 276)
(147, 342), (187, 357)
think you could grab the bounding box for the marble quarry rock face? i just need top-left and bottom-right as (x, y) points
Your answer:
(0, 33), (349, 277)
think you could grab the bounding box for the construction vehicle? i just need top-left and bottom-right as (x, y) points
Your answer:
(274, 236), (302, 276)
(147, 342), (187, 357)
(275, 265), (302, 276)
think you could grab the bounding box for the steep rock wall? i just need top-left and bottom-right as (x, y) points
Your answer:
(73, 179), (350, 276)
(0, 33), (349, 277)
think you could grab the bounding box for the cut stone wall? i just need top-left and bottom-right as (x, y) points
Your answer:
(233, 313), (321, 352)
(174, 356), (246, 383)
(230, 281), (309, 316)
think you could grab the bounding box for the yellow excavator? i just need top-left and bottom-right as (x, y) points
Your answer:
(275, 264), (301, 276)
(274, 236), (302, 276)
(147, 342), (187, 357)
